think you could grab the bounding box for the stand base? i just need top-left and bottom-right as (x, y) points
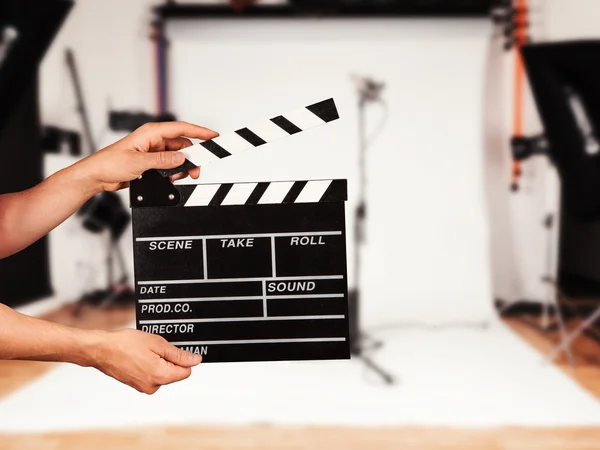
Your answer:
(352, 333), (396, 385)
(349, 289), (397, 385)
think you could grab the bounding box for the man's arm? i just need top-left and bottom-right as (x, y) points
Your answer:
(0, 303), (200, 394)
(0, 121), (217, 258)
(0, 121), (219, 393)
(0, 164), (99, 258)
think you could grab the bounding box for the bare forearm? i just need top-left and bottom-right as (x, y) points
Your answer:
(0, 303), (102, 366)
(0, 161), (100, 258)
(0, 122), (213, 392)
(0, 303), (203, 394)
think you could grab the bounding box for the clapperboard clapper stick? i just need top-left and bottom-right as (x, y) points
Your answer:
(156, 97), (340, 179)
(129, 98), (351, 363)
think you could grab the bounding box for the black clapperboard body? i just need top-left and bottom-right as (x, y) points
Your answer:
(129, 99), (350, 363)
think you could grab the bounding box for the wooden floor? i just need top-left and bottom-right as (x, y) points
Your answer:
(2, 426), (600, 450)
(505, 315), (600, 400)
(1, 306), (600, 449)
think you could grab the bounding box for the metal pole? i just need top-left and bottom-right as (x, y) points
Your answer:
(65, 48), (96, 154)
(354, 97), (366, 331)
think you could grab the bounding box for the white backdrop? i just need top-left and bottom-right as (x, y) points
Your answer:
(166, 19), (494, 325)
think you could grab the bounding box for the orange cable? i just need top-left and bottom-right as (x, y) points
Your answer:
(512, 0), (528, 187)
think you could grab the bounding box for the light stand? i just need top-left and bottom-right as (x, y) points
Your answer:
(64, 48), (135, 315)
(73, 191), (135, 316)
(348, 75), (395, 385)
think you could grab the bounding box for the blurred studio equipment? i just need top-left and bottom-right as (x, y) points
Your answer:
(490, 0), (600, 365)
(75, 189), (133, 313)
(64, 48), (135, 313)
(489, 0), (575, 364)
(156, 0), (495, 18)
(491, 0), (535, 192)
(349, 74), (395, 385)
(41, 125), (81, 156)
(0, 0), (74, 307)
(520, 41), (600, 363)
(108, 16), (176, 133)
(0, 25), (18, 68)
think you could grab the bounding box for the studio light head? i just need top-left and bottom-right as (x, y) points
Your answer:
(77, 192), (130, 241)
(351, 74), (385, 103)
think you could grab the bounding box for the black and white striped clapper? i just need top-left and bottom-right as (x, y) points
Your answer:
(129, 99), (350, 363)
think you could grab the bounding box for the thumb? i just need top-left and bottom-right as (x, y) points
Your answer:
(140, 150), (186, 171)
(161, 365), (193, 386)
(160, 344), (202, 367)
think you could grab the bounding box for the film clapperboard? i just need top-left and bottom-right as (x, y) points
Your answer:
(129, 99), (350, 363)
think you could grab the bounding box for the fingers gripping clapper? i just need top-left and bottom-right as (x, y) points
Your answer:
(129, 98), (352, 364)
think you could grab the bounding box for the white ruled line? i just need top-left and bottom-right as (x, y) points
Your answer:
(139, 296), (263, 303)
(138, 275), (344, 286)
(271, 236), (276, 277)
(262, 280), (267, 318)
(202, 239), (208, 279)
(173, 337), (346, 346)
(136, 231), (342, 242)
(139, 314), (345, 325)
(138, 293), (344, 303)
(268, 293), (345, 299)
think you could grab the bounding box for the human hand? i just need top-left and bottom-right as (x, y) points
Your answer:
(88, 328), (202, 394)
(76, 121), (219, 193)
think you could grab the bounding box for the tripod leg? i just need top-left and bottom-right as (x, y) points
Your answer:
(544, 305), (600, 364)
(358, 332), (383, 351)
(552, 294), (575, 367)
(358, 353), (396, 385)
(542, 278), (576, 367)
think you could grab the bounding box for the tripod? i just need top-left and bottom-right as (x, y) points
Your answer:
(348, 76), (395, 385)
(73, 192), (135, 316)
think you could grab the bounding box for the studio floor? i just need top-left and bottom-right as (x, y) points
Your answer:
(1, 304), (600, 449)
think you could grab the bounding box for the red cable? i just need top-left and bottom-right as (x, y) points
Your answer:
(151, 25), (161, 117)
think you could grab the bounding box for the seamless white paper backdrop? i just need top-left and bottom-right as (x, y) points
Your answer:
(166, 19), (494, 325)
